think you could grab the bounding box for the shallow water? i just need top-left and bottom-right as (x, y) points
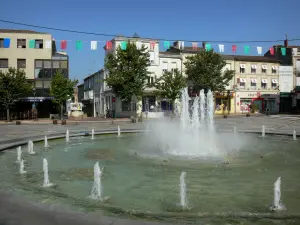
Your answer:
(0, 133), (300, 224)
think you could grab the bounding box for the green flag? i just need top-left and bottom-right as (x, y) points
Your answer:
(205, 43), (212, 51)
(244, 46), (250, 54)
(76, 41), (82, 51)
(121, 41), (127, 50)
(281, 47), (286, 56)
(29, 40), (35, 48)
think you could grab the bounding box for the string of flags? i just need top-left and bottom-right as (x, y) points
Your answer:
(0, 37), (298, 56)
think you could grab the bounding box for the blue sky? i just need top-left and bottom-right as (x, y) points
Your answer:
(0, 0), (300, 83)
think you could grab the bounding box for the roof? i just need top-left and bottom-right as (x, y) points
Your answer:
(83, 69), (104, 80)
(166, 46), (204, 54)
(231, 55), (281, 63)
(0, 29), (49, 34)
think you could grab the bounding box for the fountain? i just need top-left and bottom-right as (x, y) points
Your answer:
(90, 161), (108, 201)
(262, 125), (265, 137)
(270, 177), (285, 211)
(44, 136), (49, 148)
(117, 126), (121, 137)
(199, 90), (206, 129)
(179, 171), (187, 208)
(16, 146), (22, 163)
(66, 129), (70, 142)
(43, 158), (53, 187)
(28, 140), (35, 154)
(293, 130), (297, 140)
(91, 129), (95, 140)
(19, 159), (26, 174)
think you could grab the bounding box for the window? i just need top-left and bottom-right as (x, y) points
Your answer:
(251, 79), (257, 90)
(52, 61), (60, 68)
(0, 59), (8, 68)
(251, 65), (256, 73)
(35, 80), (43, 88)
(43, 61), (51, 68)
(35, 39), (43, 49)
(35, 60), (43, 68)
(272, 66), (277, 74)
(43, 81), (51, 88)
(35, 69), (43, 78)
(149, 52), (155, 64)
(17, 59), (26, 68)
(261, 79), (267, 89)
(0, 38), (4, 48)
(147, 76), (154, 84)
(17, 39), (26, 48)
(171, 62), (177, 72)
(240, 64), (245, 73)
(162, 61), (168, 72)
(271, 79), (278, 89)
(238, 78), (245, 89)
(262, 65), (267, 73)
(122, 101), (131, 112)
(60, 61), (68, 69)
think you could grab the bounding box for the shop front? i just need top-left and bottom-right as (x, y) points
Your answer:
(214, 91), (235, 114)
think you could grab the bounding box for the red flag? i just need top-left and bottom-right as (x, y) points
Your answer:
(150, 41), (155, 50)
(106, 41), (112, 50)
(61, 40), (67, 50)
(270, 47), (274, 55)
(192, 42), (198, 50)
(232, 45), (237, 53)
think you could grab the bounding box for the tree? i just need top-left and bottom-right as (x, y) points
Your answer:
(152, 69), (187, 113)
(184, 50), (235, 92)
(0, 68), (32, 121)
(50, 70), (78, 120)
(104, 41), (150, 112)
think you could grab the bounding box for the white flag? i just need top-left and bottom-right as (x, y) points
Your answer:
(91, 41), (97, 50)
(136, 42), (142, 49)
(257, 46), (262, 55)
(45, 40), (51, 49)
(218, 44), (224, 52)
(293, 48), (298, 55)
(180, 41), (184, 49)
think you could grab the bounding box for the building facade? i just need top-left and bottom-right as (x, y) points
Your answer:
(0, 29), (69, 119)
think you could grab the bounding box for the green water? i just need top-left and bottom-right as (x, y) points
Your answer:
(0, 133), (300, 224)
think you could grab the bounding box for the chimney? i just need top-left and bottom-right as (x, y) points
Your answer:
(284, 34), (288, 47)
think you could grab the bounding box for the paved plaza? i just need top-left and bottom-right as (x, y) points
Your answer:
(0, 115), (300, 225)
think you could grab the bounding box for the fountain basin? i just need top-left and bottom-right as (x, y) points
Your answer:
(0, 131), (300, 224)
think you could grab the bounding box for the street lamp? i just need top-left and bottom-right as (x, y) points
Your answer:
(32, 88), (37, 120)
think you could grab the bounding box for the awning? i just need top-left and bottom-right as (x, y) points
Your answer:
(251, 79), (257, 83)
(251, 65), (257, 69)
(240, 78), (246, 82)
(262, 65), (267, 69)
(272, 79), (278, 83)
(272, 66), (278, 70)
(261, 79), (268, 83)
(240, 64), (246, 68)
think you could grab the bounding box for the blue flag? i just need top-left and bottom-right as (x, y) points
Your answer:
(4, 38), (10, 48)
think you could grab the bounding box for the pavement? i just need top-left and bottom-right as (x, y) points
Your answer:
(0, 115), (300, 225)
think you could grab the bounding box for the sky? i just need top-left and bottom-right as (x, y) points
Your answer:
(0, 0), (300, 83)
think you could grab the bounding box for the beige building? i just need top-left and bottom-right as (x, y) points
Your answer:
(233, 56), (280, 113)
(0, 29), (69, 118)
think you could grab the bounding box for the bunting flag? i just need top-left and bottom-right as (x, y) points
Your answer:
(106, 41), (112, 50)
(192, 42), (198, 50)
(232, 45), (237, 53)
(45, 40), (51, 49)
(120, 41), (127, 50)
(76, 40), (82, 51)
(179, 41), (184, 50)
(205, 43), (212, 51)
(244, 46), (250, 54)
(150, 41), (155, 50)
(29, 40), (35, 48)
(164, 41), (170, 49)
(257, 47), (262, 55)
(61, 40), (67, 50)
(269, 47), (274, 55)
(3, 38), (10, 48)
(293, 48), (298, 56)
(218, 44), (224, 52)
(281, 47), (286, 56)
(91, 41), (97, 50)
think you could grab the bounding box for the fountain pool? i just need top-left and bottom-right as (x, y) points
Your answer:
(0, 131), (300, 224)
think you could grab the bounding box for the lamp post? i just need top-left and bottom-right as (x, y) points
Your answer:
(32, 88), (37, 120)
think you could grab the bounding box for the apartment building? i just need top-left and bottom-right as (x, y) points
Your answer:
(233, 56), (280, 113)
(0, 29), (69, 118)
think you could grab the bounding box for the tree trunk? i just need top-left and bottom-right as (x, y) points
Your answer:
(6, 108), (10, 122)
(171, 100), (175, 116)
(60, 103), (63, 120)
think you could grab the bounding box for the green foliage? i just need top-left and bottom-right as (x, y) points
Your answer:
(50, 70), (78, 105)
(152, 69), (187, 104)
(0, 67), (32, 109)
(184, 50), (235, 92)
(104, 41), (151, 102)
